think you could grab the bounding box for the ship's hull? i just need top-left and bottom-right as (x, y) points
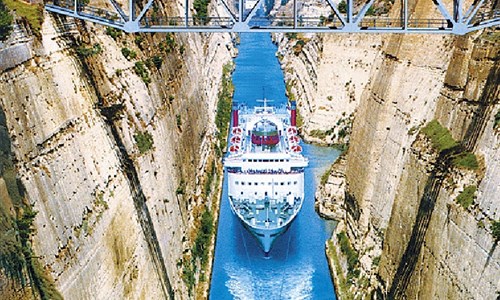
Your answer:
(229, 197), (294, 253)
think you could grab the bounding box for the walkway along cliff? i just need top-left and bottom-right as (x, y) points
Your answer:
(278, 13), (500, 300)
(0, 3), (235, 299)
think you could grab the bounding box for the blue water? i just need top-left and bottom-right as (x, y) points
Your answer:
(210, 33), (340, 300)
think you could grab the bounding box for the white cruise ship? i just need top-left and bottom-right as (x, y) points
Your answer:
(224, 100), (308, 253)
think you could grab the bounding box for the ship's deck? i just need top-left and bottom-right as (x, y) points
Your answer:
(231, 195), (301, 230)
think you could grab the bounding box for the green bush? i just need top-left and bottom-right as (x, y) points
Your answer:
(3, 0), (42, 36)
(121, 47), (137, 60)
(133, 131), (154, 153)
(338, 0), (347, 13)
(176, 179), (185, 195)
(214, 63), (234, 153)
(76, 43), (102, 57)
(105, 27), (121, 40)
(337, 231), (359, 280)
(0, 0), (13, 41)
(491, 220), (500, 242)
(134, 61), (151, 84)
(151, 55), (163, 69)
(193, 0), (209, 24)
(192, 209), (214, 267)
(452, 152), (478, 170)
(176, 114), (182, 127)
(456, 185), (476, 209)
(421, 120), (458, 153)
(494, 110), (500, 129)
(320, 164), (333, 185)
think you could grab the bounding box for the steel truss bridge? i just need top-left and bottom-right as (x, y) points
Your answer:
(45, 0), (499, 34)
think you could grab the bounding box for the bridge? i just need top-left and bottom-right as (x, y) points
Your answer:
(45, 0), (500, 34)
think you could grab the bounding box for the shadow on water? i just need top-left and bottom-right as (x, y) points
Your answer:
(210, 33), (339, 300)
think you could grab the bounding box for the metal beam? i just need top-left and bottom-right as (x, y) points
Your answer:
(45, 0), (500, 35)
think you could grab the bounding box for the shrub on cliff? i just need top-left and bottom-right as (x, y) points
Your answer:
(421, 120), (458, 153)
(337, 231), (359, 280)
(452, 152), (479, 170)
(491, 220), (500, 242)
(134, 131), (154, 153)
(134, 61), (151, 84)
(456, 185), (476, 209)
(494, 110), (500, 129)
(2, 0), (42, 36)
(0, 0), (12, 41)
(193, 0), (209, 25)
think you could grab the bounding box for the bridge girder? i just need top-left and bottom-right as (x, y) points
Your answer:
(45, 0), (500, 34)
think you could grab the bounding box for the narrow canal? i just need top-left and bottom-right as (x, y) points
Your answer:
(210, 33), (340, 299)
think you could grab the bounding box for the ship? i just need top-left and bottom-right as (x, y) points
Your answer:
(224, 99), (308, 253)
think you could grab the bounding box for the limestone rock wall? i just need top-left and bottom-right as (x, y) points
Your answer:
(279, 4), (499, 299)
(275, 33), (383, 144)
(0, 8), (234, 299)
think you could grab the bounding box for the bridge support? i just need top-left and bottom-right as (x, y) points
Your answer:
(44, 0), (500, 34)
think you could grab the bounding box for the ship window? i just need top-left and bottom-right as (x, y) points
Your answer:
(241, 192), (243, 195)
(280, 182), (284, 186)
(274, 182), (278, 185)
(280, 159), (284, 162)
(255, 182), (258, 186)
(275, 192), (278, 195)
(241, 182), (245, 185)
(235, 181), (239, 185)
(248, 182), (252, 186)
(268, 182), (272, 185)
(255, 192), (257, 195)
(294, 181), (297, 185)
(288, 182), (291, 185)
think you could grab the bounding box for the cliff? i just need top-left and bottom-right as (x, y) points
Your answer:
(279, 9), (499, 300)
(0, 6), (234, 299)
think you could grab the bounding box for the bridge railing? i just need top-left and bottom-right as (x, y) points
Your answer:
(44, 0), (500, 34)
(141, 16), (234, 28)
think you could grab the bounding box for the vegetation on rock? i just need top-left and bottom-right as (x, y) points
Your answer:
(215, 62), (234, 154)
(0, 0), (12, 41)
(76, 43), (102, 57)
(491, 220), (500, 242)
(2, 0), (42, 36)
(182, 209), (214, 295)
(421, 120), (458, 153)
(121, 47), (137, 60)
(452, 152), (478, 170)
(327, 240), (354, 300)
(134, 61), (151, 84)
(494, 110), (500, 129)
(105, 27), (121, 40)
(337, 231), (360, 281)
(133, 131), (154, 153)
(193, 0), (209, 25)
(456, 185), (476, 209)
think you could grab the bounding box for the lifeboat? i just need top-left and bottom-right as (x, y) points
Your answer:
(229, 144), (240, 153)
(230, 136), (242, 144)
(291, 145), (302, 153)
(289, 135), (300, 144)
(232, 127), (243, 135)
(287, 127), (298, 135)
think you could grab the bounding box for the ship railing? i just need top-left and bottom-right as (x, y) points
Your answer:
(227, 168), (303, 175)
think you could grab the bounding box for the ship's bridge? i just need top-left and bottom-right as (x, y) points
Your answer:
(251, 119), (280, 146)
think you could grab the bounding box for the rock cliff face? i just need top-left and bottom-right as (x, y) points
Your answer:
(275, 33), (383, 145)
(0, 8), (234, 299)
(279, 12), (499, 300)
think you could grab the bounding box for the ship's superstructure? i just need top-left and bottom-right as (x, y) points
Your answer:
(224, 100), (308, 253)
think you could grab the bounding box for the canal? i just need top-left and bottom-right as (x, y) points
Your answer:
(210, 33), (340, 299)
